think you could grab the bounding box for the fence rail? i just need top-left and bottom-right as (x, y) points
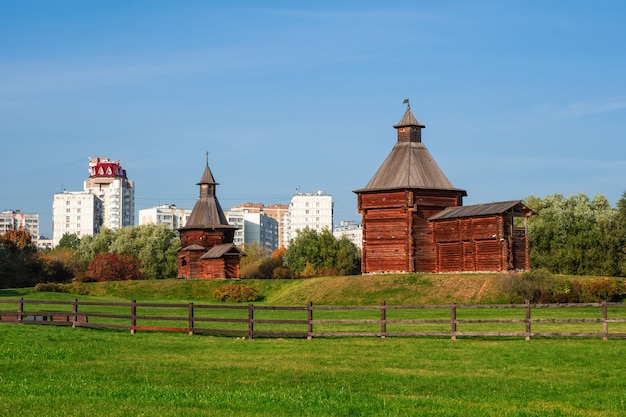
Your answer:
(2, 298), (626, 340)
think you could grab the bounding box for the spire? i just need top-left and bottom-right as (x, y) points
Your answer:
(181, 153), (233, 230)
(198, 151), (217, 187)
(394, 98), (425, 143)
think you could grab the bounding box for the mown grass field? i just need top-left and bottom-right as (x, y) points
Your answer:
(2, 274), (626, 416)
(2, 324), (626, 416)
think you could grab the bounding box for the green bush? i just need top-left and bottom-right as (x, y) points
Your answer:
(212, 284), (259, 302)
(272, 266), (294, 279)
(501, 270), (626, 303)
(34, 282), (68, 293)
(501, 269), (557, 303)
(552, 278), (625, 303)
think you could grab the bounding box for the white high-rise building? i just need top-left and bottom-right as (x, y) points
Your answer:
(138, 204), (192, 229)
(51, 156), (133, 247)
(0, 210), (39, 245)
(52, 191), (103, 246)
(83, 157), (134, 230)
(283, 190), (333, 247)
(226, 210), (279, 252)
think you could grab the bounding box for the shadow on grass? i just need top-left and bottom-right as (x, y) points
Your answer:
(0, 289), (20, 296)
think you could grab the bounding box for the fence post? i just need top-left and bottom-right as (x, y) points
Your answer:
(380, 300), (387, 338)
(525, 300), (531, 341)
(72, 299), (78, 328)
(188, 302), (194, 335)
(451, 304), (457, 340)
(602, 302), (608, 341)
(307, 301), (313, 340)
(130, 300), (137, 334)
(17, 298), (24, 323)
(248, 304), (254, 340)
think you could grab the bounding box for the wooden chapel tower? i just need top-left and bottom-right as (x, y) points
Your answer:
(177, 154), (244, 279)
(354, 103), (467, 273)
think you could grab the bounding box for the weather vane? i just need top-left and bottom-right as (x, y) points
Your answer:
(403, 98), (410, 109)
(205, 151), (209, 165)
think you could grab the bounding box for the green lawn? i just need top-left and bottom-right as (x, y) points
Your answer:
(2, 323), (626, 416)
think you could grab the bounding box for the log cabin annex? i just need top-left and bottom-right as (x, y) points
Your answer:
(354, 102), (532, 274)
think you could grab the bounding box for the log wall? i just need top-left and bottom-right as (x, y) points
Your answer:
(432, 214), (529, 272)
(180, 229), (231, 248)
(358, 190), (463, 273)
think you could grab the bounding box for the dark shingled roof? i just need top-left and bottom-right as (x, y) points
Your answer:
(180, 244), (207, 251)
(428, 200), (533, 221)
(200, 243), (243, 259)
(180, 160), (236, 230)
(354, 107), (466, 194)
(393, 107), (425, 128)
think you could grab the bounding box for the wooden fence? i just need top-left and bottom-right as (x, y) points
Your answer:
(2, 298), (626, 340)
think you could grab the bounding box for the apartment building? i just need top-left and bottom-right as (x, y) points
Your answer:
(283, 190), (333, 247)
(226, 209), (279, 252)
(230, 203), (288, 247)
(51, 156), (134, 247)
(84, 157), (134, 230)
(138, 204), (192, 229)
(0, 210), (39, 245)
(52, 191), (103, 246)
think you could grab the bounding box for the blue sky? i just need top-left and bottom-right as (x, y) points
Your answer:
(2, 1), (625, 237)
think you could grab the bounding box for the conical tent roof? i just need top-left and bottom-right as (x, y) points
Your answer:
(181, 159), (236, 230)
(354, 106), (466, 194)
(393, 107), (425, 128)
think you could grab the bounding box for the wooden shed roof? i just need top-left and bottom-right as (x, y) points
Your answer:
(179, 243), (206, 252)
(354, 107), (465, 194)
(201, 243), (244, 259)
(428, 200), (533, 221)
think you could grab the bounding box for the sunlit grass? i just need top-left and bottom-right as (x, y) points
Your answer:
(2, 324), (626, 416)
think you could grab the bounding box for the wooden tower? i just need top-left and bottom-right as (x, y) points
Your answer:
(354, 103), (466, 273)
(177, 155), (244, 278)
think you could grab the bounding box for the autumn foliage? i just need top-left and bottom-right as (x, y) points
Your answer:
(84, 253), (143, 282)
(212, 284), (258, 302)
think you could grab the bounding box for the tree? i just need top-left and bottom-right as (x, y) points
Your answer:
(85, 253), (143, 282)
(283, 228), (320, 276)
(617, 193), (626, 276)
(283, 228), (361, 277)
(43, 247), (87, 281)
(57, 233), (81, 250)
(75, 225), (180, 280)
(0, 228), (45, 288)
(2, 228), (36, 253)
(526, 193), (626, 277)
(239, 242), (272, 278)
(335, 236), (361, 276)
(135, 224), (180, 279)
(76, 227), (115, 263)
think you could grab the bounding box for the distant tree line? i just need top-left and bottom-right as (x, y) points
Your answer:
(0, 224), (180, 288)
(526, 192), (626, 277)
(3, 191), (624, 290)
(0, 224), (360, 288)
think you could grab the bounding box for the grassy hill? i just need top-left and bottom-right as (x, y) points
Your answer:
(3, 273), (518, 305)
